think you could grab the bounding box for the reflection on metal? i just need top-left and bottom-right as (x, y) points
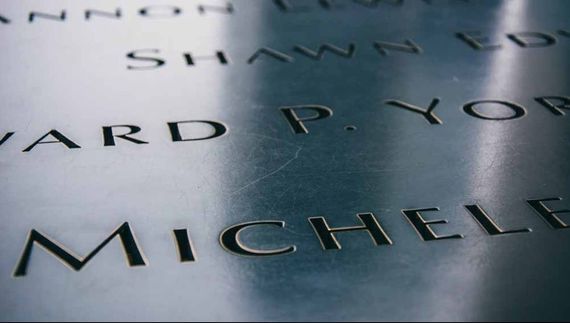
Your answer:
(1, 0), (570, 321)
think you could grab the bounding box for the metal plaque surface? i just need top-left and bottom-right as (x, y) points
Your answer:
(1, 0), (570, 321)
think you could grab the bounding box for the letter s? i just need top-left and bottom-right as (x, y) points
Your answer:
(126, 49), (165, 70)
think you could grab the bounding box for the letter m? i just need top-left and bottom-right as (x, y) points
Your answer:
(14, 222), (147, 277)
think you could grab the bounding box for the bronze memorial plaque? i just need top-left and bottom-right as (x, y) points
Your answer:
(1, 0), (570, 321)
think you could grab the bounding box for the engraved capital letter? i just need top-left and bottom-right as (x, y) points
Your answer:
(456, 31), (502, 50)
(14, 222), (147, 277)
(384, 98), (442, 125)
(507, 32), (557, 48)
(184, 51), (229, 66)
(465, 205), (531, 236)
(29, 11), (66, 23)
(103, 125), (148, 146)
(273, 0), (310, 12)
(173, 229), (197, 262)
(127, 49), (166, 70)
(280, 105), (333, 134)
(168, 120), (227, 142)
(0, 132), (15, 146)
(139, 6), (182, 18)
(294, 43), (356, 60)
(197, 3), (234, 15)
(308, 213), (392, 250)
(527, 198), (570, 229)
(0, 15), (10, 24)
(220, 221), (296, 257)
(373, 39), (422, 56)
(463, 100), (526, 121)
(535, 96), (570, 116)
(23, 130), (81, 152)
(247, 48), (293, 64)
(85, 9), (122, 20)
(402, 208), (464, 241)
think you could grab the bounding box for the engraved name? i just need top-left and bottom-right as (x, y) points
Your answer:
(0, 95), (568, 152)
(12, 197), (570, 277)
(125, 30), (570, 70)
(0, 0), (472, 25)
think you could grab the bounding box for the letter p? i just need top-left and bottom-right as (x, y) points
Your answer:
(280, 105), (333, 134)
